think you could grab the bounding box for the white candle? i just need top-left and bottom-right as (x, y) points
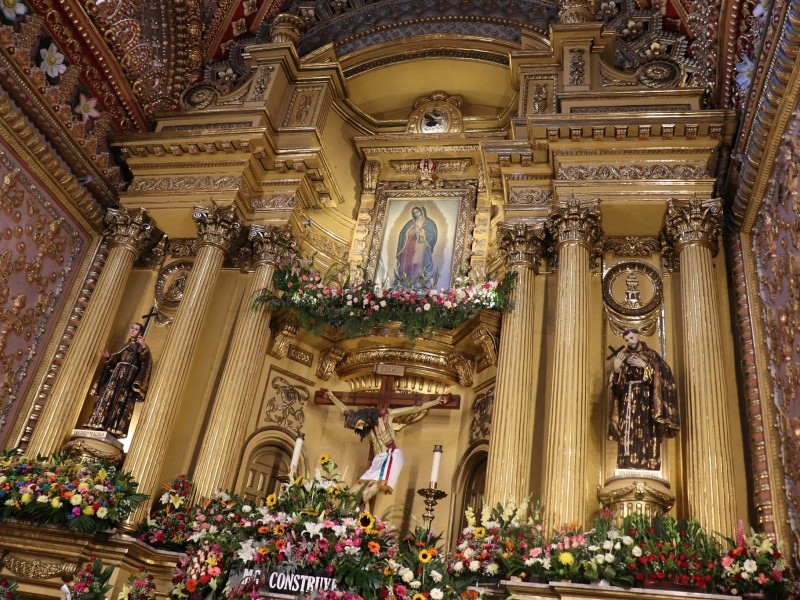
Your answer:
(429, 445), (443, 486)
(289, 434), (304, 476)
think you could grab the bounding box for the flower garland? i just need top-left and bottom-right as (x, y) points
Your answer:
(255, 256), (516, 340)
(0, 452), (146, 533)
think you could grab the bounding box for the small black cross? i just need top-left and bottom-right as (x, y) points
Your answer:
(140, 306), (159, 336)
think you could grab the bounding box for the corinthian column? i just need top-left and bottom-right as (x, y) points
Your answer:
(485, 221), (547, 507)
(27, 208), (155, 457)
(192, 225), (295, 500)
(124, 204), (241, 526)
(541, 202), (601, 530)
(665, 198), (737, 536)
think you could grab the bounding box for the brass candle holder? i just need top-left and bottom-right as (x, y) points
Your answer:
(417, 484), (447, 530)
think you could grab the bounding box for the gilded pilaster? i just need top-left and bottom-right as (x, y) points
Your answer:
(485, 221), (546, 506)
(665, 198), (737, 536)
(542, 202), (601, 530)
(191, 224), (295, 500)
(27, 208), (154, 457)
(124, 204), (241, 526)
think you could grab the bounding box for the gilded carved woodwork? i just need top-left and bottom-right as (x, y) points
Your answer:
(263, 375), (308, 433)
(548, 201), (602, 253)
(249, 224), (296, 267)
(664, 197), (722, 255)
(469, 388), (494, 444)
(104, 207), (155, 255)
(557, 164), (709, 180)
(128, 175), (244, 193)
(287, 345), (313, 366)
(472, 326), (499, 371)
(269, 313), (300, 359)
(604, 237), (661, 257)
(597, 480), (676, 523)
(1, 553), (76, 580)
(602, 261), (664, 337)
(154, 260), (193, 325)
(496, 222), (547, 270)
(193, 204), (242, 251)
(316, 345), (346, 381)
(269, 13), (305, 45)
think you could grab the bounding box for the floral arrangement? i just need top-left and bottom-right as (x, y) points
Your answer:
(386, 526), (465, 600)
(0, 452), (146, 533)
(118, 567), (157, 600)
(718, 521), (789, 597)
(173, 539), (227, 598)
(543, 524), (588, 582)
(254, 255), (516, 340)
(137, 474), (192, 548)
(579, 509), (635, 588)
(72, 556), (114, 600)
(625, 512), (720, 591)
(0, 577), (19, 600)
(448, 498), (545, 582)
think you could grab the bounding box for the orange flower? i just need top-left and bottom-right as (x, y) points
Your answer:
(186, 580), (197, 592)
(258, 526), (270, 534)
(368, 541), (381, 553)
(275, 539), (286, 550)
(429, 548), (439, 556)
(257, 546), (270, 556)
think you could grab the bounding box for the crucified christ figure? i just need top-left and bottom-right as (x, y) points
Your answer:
(320, 388), (450, 503)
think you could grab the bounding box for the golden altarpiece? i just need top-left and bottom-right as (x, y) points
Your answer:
(0, 3), (792, 599)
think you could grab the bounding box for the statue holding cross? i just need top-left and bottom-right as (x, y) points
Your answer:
(318, 365), (457, 503)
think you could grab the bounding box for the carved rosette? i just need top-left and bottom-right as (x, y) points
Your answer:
(270, 13), (306, 45)
(558, 0), (596, 24)
(193, 204), (242, 252)
(104, 207), (155, 256)
(496, 222), (547, 270)
(548, 201), (602, 251)
(664, 197), (722, 256)
(250, 224), (296, 267)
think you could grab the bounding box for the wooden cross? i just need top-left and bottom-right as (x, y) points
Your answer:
(313, 363), (460, 413)
(140, 306), (159, 337)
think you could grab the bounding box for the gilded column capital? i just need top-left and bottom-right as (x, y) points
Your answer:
(558, 0), (596, 23)
(193, 204), (242, 252)
(270, 13), (305, 45)
(104, 207), (155, 256)
(664, 197), (722, 256)
(496, 221), (547, 270)
(249, 224), (296, 267)
(548, 201), (602, 251)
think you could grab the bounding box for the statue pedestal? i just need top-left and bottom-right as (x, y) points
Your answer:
(597, 476), (675, 523)
(62, 429), (125, 465)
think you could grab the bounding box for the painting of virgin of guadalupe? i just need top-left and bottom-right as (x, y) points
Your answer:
(376, 198), (460, 290)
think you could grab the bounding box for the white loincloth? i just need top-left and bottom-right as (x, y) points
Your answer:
(357, 447), (404, 492)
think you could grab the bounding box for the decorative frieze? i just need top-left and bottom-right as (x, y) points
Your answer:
(557, 164), (710, 181)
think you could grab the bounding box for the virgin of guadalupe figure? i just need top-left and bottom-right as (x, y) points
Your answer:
(85, 322), (152, 438)
(393, 205), (438, 288)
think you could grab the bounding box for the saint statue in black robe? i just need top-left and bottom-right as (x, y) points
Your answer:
(607, 328), (679, 470)
(85, 322), (152, 438)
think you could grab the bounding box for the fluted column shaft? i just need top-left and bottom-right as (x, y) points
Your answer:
(667, 198), (737, 536)
(124, 205), (240, 526)
(542, 202), (601, 530)
(192, 225), (295, 500)
(485, 222), (546, 507)
(27, 208), (154, 457)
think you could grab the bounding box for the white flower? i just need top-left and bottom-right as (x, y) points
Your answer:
(621, 536), (634, 546)
(409, 581), (421, 590)
(430, 589), (444, 600)
(96, 507), (108, 519)
(430, 570), (443, 583)
(423, 303), (431, 311)
(452, 561), (464, 572)
(487, 563), (499, 574)
(401, 568), (415, 583)
(588, 545), (599, 552)
(631, 546), (642, 557)
(75, 93), (101, 122)
(344, 545), (361, 555)
(1, 0), (27, 21)
(602, 540), (613, 550)
(39, 44), (67, 78)
(595, 554), (605, 564)
(614, 542), (621, 550)
(237, 539), (259, 562)
(604, 553), (615, 563)
(468, 560), (481, 572)
(743, 559), (758, 574)
(70, 494), (83, 506)
(735, 56), (756, 93)
(4, 499), (14, 506)
(607, 529), (620, 540)
(36, 495), (49, 503)
(242, 504), (252, 513)
(462, 547), (474, 559)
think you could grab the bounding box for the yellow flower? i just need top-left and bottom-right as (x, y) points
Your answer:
(418, 549), (433, 563)
(20, 492), (32, 504)
(558, 552), (574, 566)
(383, 565), (393, 576)
(266, 493), (277, 507)
(273, 524), (285, 536)
(51, 497), (62, 509)
(358, 511), (376, 531)
(206, 555), (218, 567)
(413, 594), (426, 600)
(319, 454), (331, 465)
(82, 505), (95, 515)
(473, 527), (486, 538)
(328, 486), (340, 496)
(257, 546), (270, 556)
(96, 468), (107, 481)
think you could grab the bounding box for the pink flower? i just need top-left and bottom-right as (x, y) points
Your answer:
(721, 556), (734, 568)
(74, 94), (101, 122)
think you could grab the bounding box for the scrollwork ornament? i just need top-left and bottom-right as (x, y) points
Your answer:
(446, 351), (474, 386)
(664, 197), (722, 256)
(249, 224), (296, 266)
(469, 388), (494, 444)
(548, 201), (602, 250)
(496, 222), (547, 270)
(604, 237), (661, 257)
(104, 207), (155, 256)
(1, 554), (76, 580)
(269, 313), (300, 359)
(362, 160), (380, 193)
(193, 204), (242, 251)
(316, 345), (346, 381)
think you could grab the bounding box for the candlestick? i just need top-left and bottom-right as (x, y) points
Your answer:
(429, 444), (443, 486)
(417, 486), (447, 530)
(289, 434), (304, 477)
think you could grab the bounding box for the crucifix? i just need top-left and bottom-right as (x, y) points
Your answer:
(140, 305), (159, 337)
(315, 363), (459, 504)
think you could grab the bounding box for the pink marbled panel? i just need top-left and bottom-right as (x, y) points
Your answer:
(0, 141), (90, 447)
